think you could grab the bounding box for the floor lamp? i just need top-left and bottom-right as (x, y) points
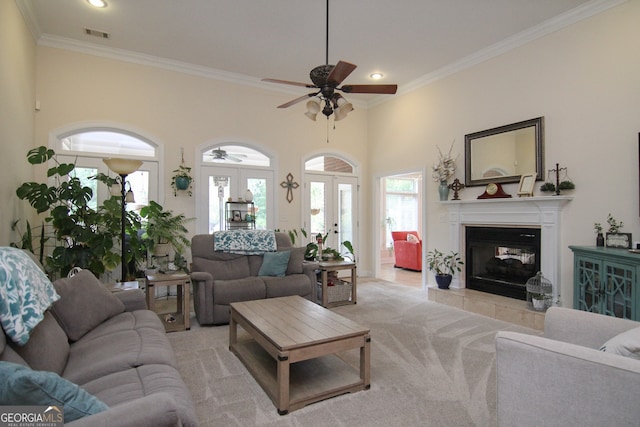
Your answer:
(103, 158), (142, 281)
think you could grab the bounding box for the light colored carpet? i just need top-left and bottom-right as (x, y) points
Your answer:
(168, 279), (539, 427)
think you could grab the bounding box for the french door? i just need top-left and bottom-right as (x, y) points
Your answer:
(304, 174), (358, 258)
(198, 166), (273, 233)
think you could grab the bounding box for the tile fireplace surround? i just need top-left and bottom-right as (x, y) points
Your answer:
(443, 196), (572, 304)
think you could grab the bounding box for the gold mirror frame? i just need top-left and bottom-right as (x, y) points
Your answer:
(464, 117), (544, 187)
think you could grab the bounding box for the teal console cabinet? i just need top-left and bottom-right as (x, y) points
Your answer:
(570, 246), (640, 320)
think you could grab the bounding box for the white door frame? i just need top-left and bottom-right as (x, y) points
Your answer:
(373, 168), (428, 290)
(303, 173), (358, 259)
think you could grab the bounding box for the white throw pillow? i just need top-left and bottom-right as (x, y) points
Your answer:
(407, 234), (419, 243)
(600, 326), (640, 359)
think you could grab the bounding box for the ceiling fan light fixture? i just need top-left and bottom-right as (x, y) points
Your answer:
(370, 72), (384, 80)
(334, 108), (347, 122)
(261, 0), (396, 124)
(305, 100), (321, 121)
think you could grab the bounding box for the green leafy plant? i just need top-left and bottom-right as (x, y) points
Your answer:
(606, 213), (623, 233)
(320, 247), (343, 261)
(540, 182), (555, 192)
(15, 146), (126, 278)
(276, 228), (354, 262)
(170, 164), (193, 196)
(558, 180), (575, 190)
(140, 201), (191, 255)
(594, 222), (603, 234)
(426, 249), (463, 276)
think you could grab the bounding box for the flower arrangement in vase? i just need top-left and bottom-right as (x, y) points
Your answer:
(432, 141), (458, 201)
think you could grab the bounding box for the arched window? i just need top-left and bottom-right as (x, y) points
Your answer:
(54, 128), (159, 211)
(197, 144), (274, 233)
(304, 155), (353, 173)
(202, 145), (270, 167)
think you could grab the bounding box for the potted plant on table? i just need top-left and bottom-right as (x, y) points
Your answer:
(426, 249), (463, 289)
(140, 201), (192, 260)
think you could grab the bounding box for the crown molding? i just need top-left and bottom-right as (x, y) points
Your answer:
(37, 34), (369, 109)
(374, 0), (627, 106)
(14, 0), (42, 41)
(24, 0), (626, 111)
(38, 34), (266, 88)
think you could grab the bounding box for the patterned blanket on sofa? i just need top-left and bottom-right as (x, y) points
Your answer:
(213, 230), (277, 255)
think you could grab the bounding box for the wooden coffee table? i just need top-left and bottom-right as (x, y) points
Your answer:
(229, 296), (370, 415)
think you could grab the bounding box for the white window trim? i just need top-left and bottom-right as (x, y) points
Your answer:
(195, 140), (277, 234)
(48, 122), (165, 201)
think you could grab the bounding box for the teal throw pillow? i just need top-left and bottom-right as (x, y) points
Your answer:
(258, 251), (291, 277)
(0, 361), (108, 422)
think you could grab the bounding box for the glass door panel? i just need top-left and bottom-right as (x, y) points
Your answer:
(208, 175), (231, 233)
(305, 175), (357, 259)
(199, 167), (273, 233)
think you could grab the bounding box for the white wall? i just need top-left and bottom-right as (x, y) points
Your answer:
(0, 0), (36, 246)
(368, 1), (640, 305)
(32, 46), (374, 273)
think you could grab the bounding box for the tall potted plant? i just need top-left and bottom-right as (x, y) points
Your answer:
(140, 201), (191, 258)
(15, 146), (126, 278)
(426, 249), (463, 289)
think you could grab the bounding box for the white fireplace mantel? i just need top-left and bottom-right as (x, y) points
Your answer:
(443, 196), (572, 302)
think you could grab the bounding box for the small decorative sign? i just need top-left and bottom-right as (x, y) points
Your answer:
(606, 232), (632, 249)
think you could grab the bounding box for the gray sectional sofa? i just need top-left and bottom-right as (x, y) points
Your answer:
(0, 266), (198, 427)
(190, 232), (318, 325)
(496, 307), (640, 426)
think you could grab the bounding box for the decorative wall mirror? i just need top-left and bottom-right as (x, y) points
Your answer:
(464, 117), (544, 187)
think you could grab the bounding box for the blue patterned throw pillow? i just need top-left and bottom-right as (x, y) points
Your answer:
(0, 248), (60, 345)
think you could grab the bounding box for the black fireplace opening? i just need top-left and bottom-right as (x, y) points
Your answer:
(465, 226), (541, 300)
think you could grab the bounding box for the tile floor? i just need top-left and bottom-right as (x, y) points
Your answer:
(379, 263), (545, 330)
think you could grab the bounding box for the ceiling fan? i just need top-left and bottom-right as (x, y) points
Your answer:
(205, 148), (246, 162)
(262, 0), (397, 121)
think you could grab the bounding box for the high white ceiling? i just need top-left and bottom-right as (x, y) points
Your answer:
(19, 0), (618, 104)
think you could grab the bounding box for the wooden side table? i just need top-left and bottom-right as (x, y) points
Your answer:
(145, 273), (191, 332)
(318, 260), (357, 308)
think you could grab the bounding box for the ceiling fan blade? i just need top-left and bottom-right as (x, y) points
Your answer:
(277, 93), (317, 108)
(340, 84), (398, 94)
(262, 78), (314, 88)
(327, 61), (357, 86)
(226, 155), (243, 162)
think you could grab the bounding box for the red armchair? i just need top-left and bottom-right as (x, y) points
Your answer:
(391, 231), (422, 271)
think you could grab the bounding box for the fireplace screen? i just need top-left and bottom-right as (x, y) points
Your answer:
(465, 227), (541, 300)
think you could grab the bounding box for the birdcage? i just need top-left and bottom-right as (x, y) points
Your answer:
(526, 271), (553, 311)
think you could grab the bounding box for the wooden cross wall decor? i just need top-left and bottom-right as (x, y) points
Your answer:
(280, 173), (299, 203)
